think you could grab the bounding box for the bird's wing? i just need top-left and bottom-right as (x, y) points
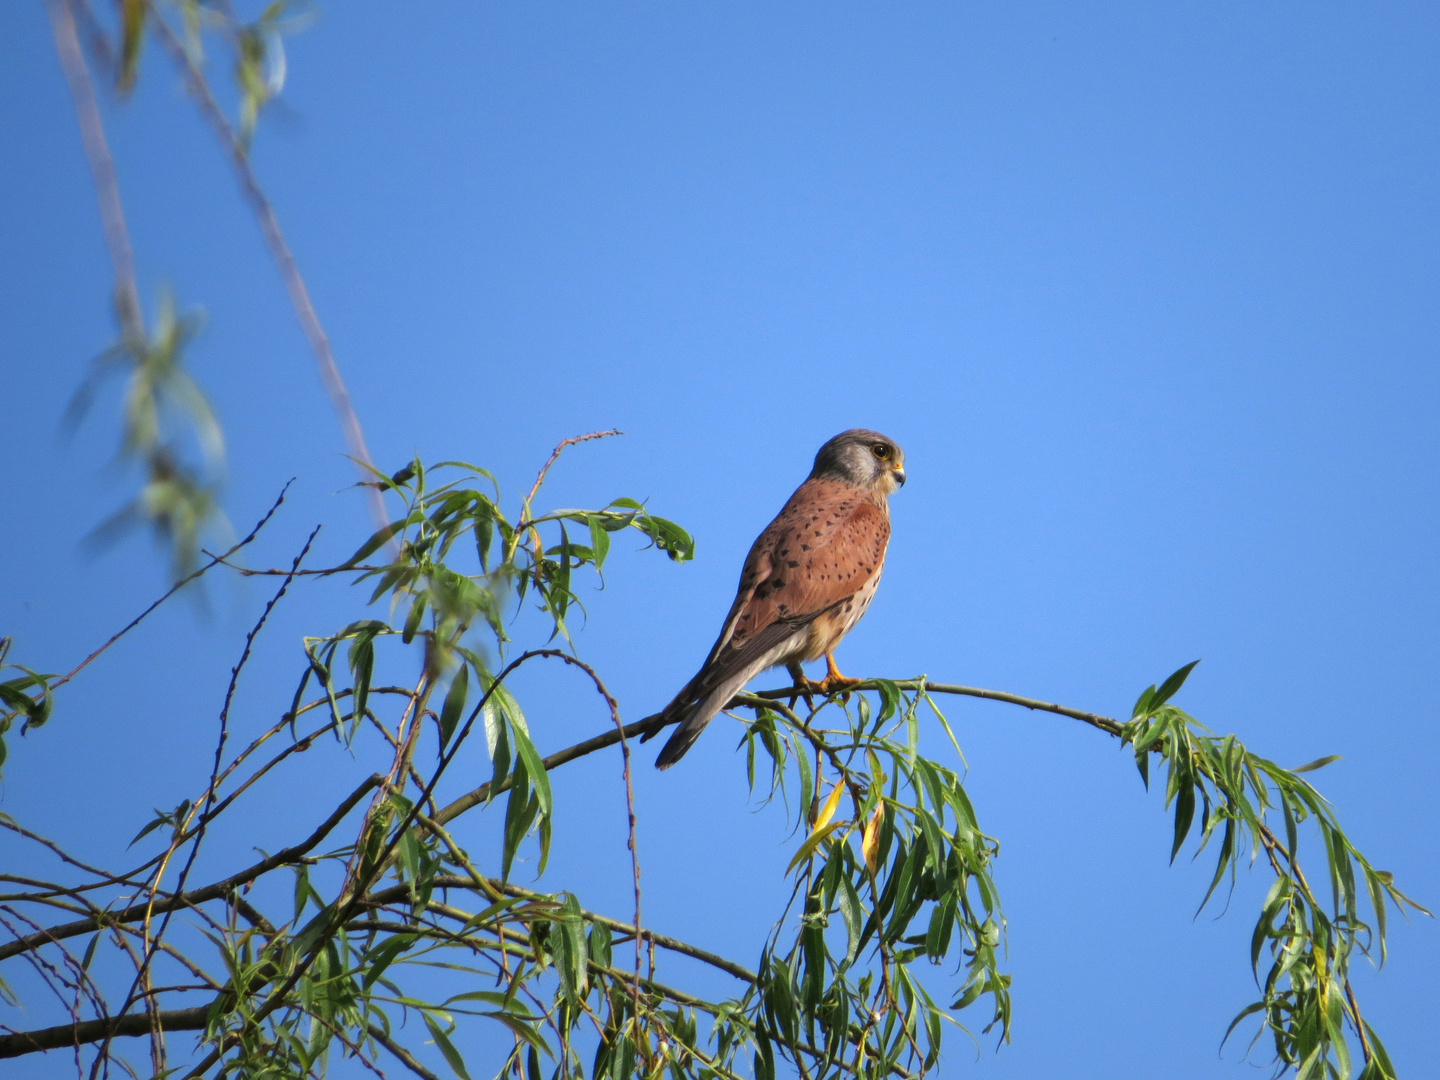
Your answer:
(645, 481), (890, 766)
(696, 481), (890, 688)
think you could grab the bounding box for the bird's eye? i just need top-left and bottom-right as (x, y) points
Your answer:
(871, 444), (890, 459)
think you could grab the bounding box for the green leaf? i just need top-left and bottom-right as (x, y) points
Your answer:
(754, 1028), (776, 1080)
(361, 934), (415, 992)
(423, 1013), (472, 1080)
(1131, 683), (1158, 719)
(439, 664), (468, 751)
(588, 514), (611, 569)
(485, 714), (510, 808)
(553, 893), (588, 1000)
(502, 758), (533, 881)
(483, 1011), (552, 1057)
(341, 518), (408, 568)
(128, 812), (170, 848)
(587, 920), (613, 969)
(1151, 660), (1201, 709)
(876, 679), (901, 723)
(402, 592), (427, 644)
(1170, 778), (1196, 863)
(1197, 817), (1236, 914)
(837, 871), (864, 964)
(473, 503), (495, 571)
(508, 719), (551, 817)
(1291, 755), (1342, 774)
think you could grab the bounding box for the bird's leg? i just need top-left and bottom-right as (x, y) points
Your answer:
(786, 661), (815, 713)
(816, 651), (863, 695)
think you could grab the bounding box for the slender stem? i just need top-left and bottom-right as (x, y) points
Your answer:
(46, 0), (142, 343)
(0, 775), (382, 963)
(98, 527), (320, 1066)
(145, 7), (387, 532)
(51, 481), (292, 692)
(366, 1024), (442, 1080)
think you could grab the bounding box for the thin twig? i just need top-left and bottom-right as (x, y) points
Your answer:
(51, 481), (293, 692)
(514, 429), (623, 573)
(99, 526), (320, 1069)
(539, 655), (647, 1014)
(0, 775), (382, 964)
(46, 0), (141, 343)
(365, 1024), (442, 1080)
(145, 7), (387, 532)
(523, 430), (623, 510)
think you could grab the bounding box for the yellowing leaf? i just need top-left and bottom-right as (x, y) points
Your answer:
(862, 801), (885, 875)
(785, 820), (846, 876)
(814, 780), (845, 834)
(784, 781), (850, 876)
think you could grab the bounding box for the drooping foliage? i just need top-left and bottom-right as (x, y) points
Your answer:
(0, 445), (1423, 1080)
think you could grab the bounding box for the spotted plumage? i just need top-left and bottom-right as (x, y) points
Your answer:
(643, 429), (907, 769)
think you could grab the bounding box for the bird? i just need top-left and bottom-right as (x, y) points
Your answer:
(643, 429), (906, 769)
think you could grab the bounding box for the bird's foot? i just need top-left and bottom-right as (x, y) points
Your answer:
(786, 662), (816, 712)
(813, 654), (862, 698)
(809, 674), (863, 695)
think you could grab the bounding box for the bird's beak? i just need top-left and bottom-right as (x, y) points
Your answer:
(892, 466), (906, 488)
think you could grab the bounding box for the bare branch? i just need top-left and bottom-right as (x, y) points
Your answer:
(0, 1006), (208, 1059)
(366, 1024), (442, 1080)
(0, 774), (381, 963)
(52, 481), (293, 692)
(98, 526), (321, 1067)
(524, 429), (623, 509)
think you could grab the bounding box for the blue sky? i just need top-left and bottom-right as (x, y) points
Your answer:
(2, 2), (1437, 1077)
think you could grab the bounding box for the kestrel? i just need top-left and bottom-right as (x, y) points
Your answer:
(644, 429), (906, 769)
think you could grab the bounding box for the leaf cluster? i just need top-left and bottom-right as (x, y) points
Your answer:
(1122, 664), (1428, 1080)
(0, 456), (1424, 1080)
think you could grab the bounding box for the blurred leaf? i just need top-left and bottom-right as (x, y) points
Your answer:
(118, 0), (145, 94)
(1291, 755), (1342, 775)
(439, 664), (467, 750)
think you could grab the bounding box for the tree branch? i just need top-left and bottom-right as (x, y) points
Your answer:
(51, 481), (293, 692)
(362, 876), (757, 983)
(436, 678), (1124, 828)
(744, 680), (1125, 737)
(0, 1005), (207, 1059)
(46, 0), (141, 342)
(0, 774), (381, 963)
(145, 7), (387, 532)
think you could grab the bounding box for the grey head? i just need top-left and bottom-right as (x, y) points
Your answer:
(809, 429), (906, 494)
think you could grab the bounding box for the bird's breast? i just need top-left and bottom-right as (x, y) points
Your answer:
(800, 567), (884, 661)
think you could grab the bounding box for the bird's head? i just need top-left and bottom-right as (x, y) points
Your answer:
(810, 429), (907, 494)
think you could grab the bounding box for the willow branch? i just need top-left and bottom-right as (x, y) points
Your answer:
(0, 774), (381, 963)
(486, 879), (756, 984)
(145, 8), (386, 532)
(46, 0), (141, 342)
(99, 527), (320, 1068)
(747, 679), (1125, 737)
(438, 678), (1123, 828)
(0, 1006), (208, 1059)
(51, 481), (292, 692)
(366, 1023), (442, 1080)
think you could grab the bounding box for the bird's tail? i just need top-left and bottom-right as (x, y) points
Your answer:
(653, 661), (770, 770)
